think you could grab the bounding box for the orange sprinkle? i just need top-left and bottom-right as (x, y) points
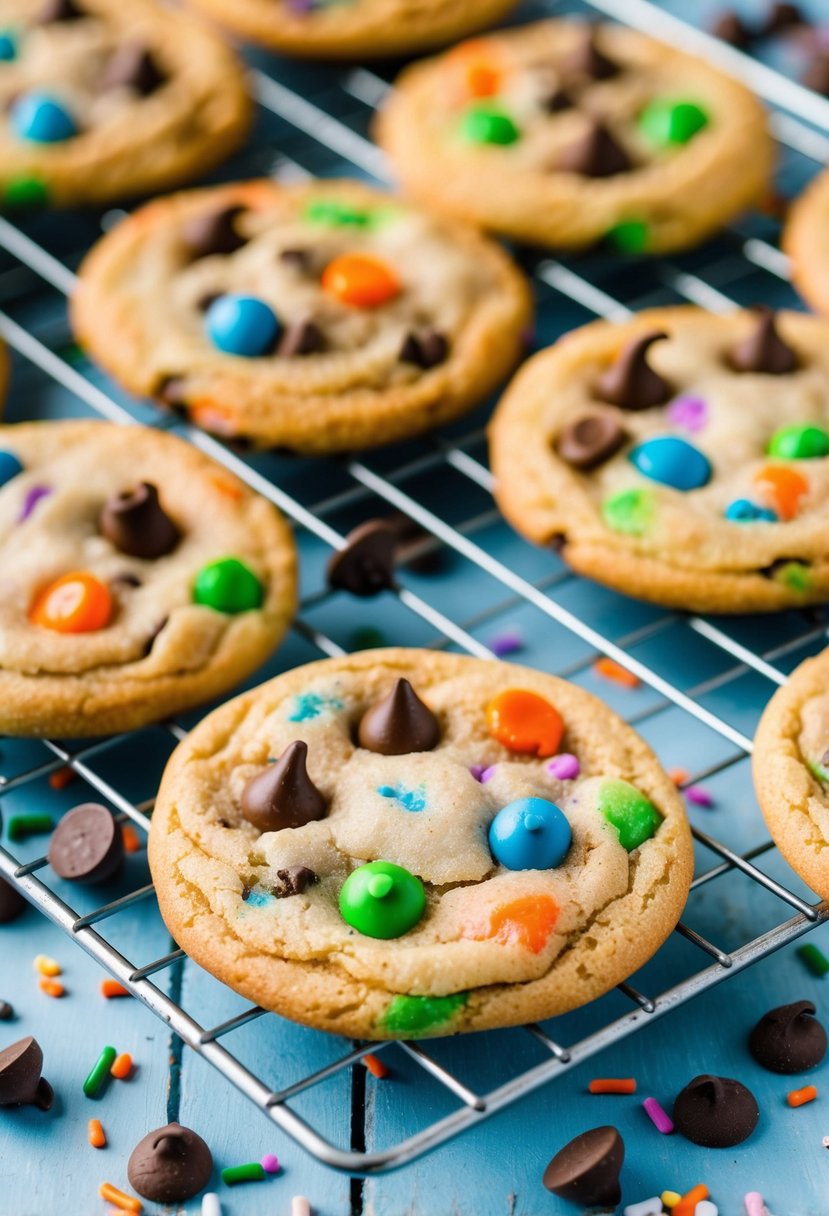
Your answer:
(101, 979), (131, 999)
(674, 1184), (709, 1216)
(461, 894), (559, 954)
(593, 657), (640, 688)
(121, 825), (142, 854)
(588, 1077), (637, 1095)
(486, 689), (564, 757)
(111, 1053), (133, 1080)
(189, 400), (237, 437)
(33, 954), (62, 977)
(209, 473), (243, 501)
(48, 764), (75, 790)
(363, 1053), (390, 1079)
(88, 1118), (107, 1149)
(322, 253), (401, 309)
(29, 571), (112, 633)
(99, 1182), (142, 1213)
(447, 39), (504, 99)
(668, 768), (689, 787)
(754, 464), (808, 521)
(788, 1084), (818, 1107)
(38, 978), (65, 998)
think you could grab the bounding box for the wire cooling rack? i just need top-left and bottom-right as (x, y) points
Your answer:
(1, 0), (829, 1176)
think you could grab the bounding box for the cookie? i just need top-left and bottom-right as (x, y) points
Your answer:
(0, 420), (296, 736)
(148, 648), (693, 1039)
(182, 0), (519, 61)
(375, 19), (772, 253)
(489, 306), (829, 614)
(71, 179), (532, 455)
(0, 0), (250, 208)
(753, 647), (829, 900)
(784, 169), (829, 316)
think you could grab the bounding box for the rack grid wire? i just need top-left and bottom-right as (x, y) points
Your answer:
(1, 0), (829, 1177)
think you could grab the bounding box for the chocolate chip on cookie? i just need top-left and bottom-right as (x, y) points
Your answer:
(241, 741), (327, 833)
(564, 26), (619, 82)
(100, 482), (180, 559)
(358, 678), (440, 755)
(277, 318), (324, 358)
(102, 44), (166, 96)
(558, 120), (632, 178)
(182, 207), (248, 261)
(274, 865), (317, 897)
(596, 331), (671, 409)
(399, 329), (449, 369)
(729, 307), (798, 374)
(555, 412), (628, 470)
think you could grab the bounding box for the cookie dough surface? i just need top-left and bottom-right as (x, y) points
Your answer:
(71, 179), (532, 454)
(0, 421), (296, 736)
(0, 0), (250, 206)
(376, 18), (772, 253)
(149, 649), (692, 1039)
(489, 307), (829, 614)
(785, 169), (829, 316)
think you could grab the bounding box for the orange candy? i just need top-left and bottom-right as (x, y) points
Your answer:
(486, 689), (564, 757)
(461, 895), (559, 954)
(754, 464), (808, 521)
(448, 39), (504, 98)
(363, 1053), (390, 1079)
(322, 254), (401, 309)
(29, 571), (112, 633)
(121, 825), (142, 854)
(88, 1118), (107, 1149)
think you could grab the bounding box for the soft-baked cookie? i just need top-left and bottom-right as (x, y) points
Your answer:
(0, 420), (296, 736)
(0, 0), (250, 208)
(71, 179), (532, 455)
(183, 0), (519, 61)
(754, 648), (829, 901)
(376, 19), (772, 253)
(490, 306), (829, 614)
(149, 649), (693, 1038)
(784, 169), (829, 316)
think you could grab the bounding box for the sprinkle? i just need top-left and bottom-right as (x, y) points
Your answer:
(797, 943), (829, 976)
(593, 657), (640, 688)
(0, 1001), (14, 1019)
(83, 1046), (117, 1098)
(260, 1154), (280, 1174)
(685, 785), (714, 807)
(48, 765), (75, 790)
(662, 1193), (681, 1209)
(101, 980), (131, 999)
(17, 484), (52, 523)
(111, 1052), (133, 1080)
(669, 768), (689, 786)
(480, 765), (497, 783)
(33, 954), (61, 977)
(674, 1185), (708, 1216)
(88, 1118), (107, 1149)
(364, 1053), (390, 1079)
(745, 1194), (766, 1216)
(695, 1204), (718, 1216)
(39, 978), (65, 998)
(624, 1201), (662, 1216)
(98, 1183), (142, 1213)
(221, 1162), (267, 1185)
(7, 813), (53, 841)
(666, 394), (708, 432)
(547, 753), (581, 780)
(589, 1077), (637, 1094)
(642, 1096), (674, 1133)
(469, 764), (486, 781)
(121, 825), (142, 853)
(488, 629), (523, 658)
(202, 1196), (222, 1216)
(788, 1084), (817, 1107)
(292, 1200), (312, 1216)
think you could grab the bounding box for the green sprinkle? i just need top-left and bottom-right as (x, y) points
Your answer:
(606, 219), (649, 253)
(380, 992), (469, 1037)
(771, 561), (812, 593)
(304, 199), (373, 228)
(3, 175), (49, 209)
(82, 1045), (117, 1098)
(638, 99), (709, 147)
(598, 780), (662, 852)
(797, 943), (829, 977)
(193, 557), (263, 614)
(7, 814), (53, 842)
(768, 424), (829, 461)
(807, 759), (829, 785)
(222, 1162), (267, 1185)
(459, 106), (521, 146)
(602, 488), (654, 536)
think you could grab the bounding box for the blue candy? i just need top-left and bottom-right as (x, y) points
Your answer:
(489, 797), (572, 871)
(629, 435), (711, 491)
(725, 498), (777, 523)
(0, 451), (23, 488)
(0, 30), (18, 60)
(204, 293), (279, 357)
(10, 92), (77, 144)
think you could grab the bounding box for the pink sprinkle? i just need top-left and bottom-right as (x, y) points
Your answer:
(685, 785), (714, 807)
(666, 395), (708, 432)
(488, 630), (524, 658)
(480, 765), (497, 784)
(744, 1193), (766, 1216)
(642, 1096), (674, 1134)
(261, 1153), (280, 1174)
(470, 765), (486, 782)
(17, 484), (52, 523)
(547, 753), (581, 780)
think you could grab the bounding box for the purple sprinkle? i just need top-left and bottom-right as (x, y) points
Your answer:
(642, 1096), (674, 1135)
(470, 764), (486, 782)
(685, 785), (714, 807)
(17, 484), (52, 523)
(480, 765), (497, 784)
(261, 1153), (280, 1174)
(666, 395), (708, 432)
(488, 630), (524, 658)
(547, 753), (580, 780)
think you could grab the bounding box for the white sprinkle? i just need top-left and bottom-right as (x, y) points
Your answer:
(201, 1195), (221, 1216)
(292, 1199), (312, 1216)
(823, 1135), (829, 1148)
(696, 1202), (718, 1216)
(624, 1200), (663, 1216)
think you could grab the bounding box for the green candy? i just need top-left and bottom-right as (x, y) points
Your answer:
(598, 780), (662, 852)
(639, 99), (709, 147)
(768, 424), (829, 460)
(304, 198), (373, 228)
(3, 175), (48, 208)
(606, 219), (649, 253)
(460, 106), (520, 146)
(770, 560), (812, 593)
(602, 488), (654, 536)
(339, 860), (425, 939)
(193, 557), (263, 613)
(380, 992), (469, 1036)
(807, 758), (829, 785)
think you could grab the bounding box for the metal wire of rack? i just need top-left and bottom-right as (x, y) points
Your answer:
(1, 0), (828, 1176)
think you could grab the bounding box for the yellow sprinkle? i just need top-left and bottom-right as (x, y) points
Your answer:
(33, 954), (62, 977)
(662, 1193), (681, 1209)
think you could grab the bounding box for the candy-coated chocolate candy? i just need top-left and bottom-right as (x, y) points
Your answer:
(304, 199), (373, 228)
(10, 92), (77, 143)
(3, 175), (48, 208)
(0, 450), (23, 487)
(486, 688), (564, 757)
(638, 99), (709, 147)
(602, 488), (654, 535)
(666, 395), (708, 432)
(629, 436), (711, 491)
(322, 254), (401, 308)
(489, 797), (572, 870)
(598, 780), (661, 851)
(447, 40), (503, 99)
(767, 423), (829, 460)
(204, 293), (279, 357)
(339, 860), (426, 939)
(754, 464), (807, 520)
(461, 894), (559, 953)
(725, 498), (777, 523)
(379, 991), (468, 1036)
(193, 557), (263, 613)
(29, 571), (112, 633)
(0, 30), (18, 59)
(605, 219), (649, 253)
(460, 105), (520, 145)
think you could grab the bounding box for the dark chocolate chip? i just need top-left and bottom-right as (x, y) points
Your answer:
(47, 803), (124, 884)
(100, 482), (180, 560)
(157, 376), (188, 407)
(803, 51), (829, 96)
(549, 532), (567, 553)
(102, 44), (166, 96)
(542, 1126), (624, 1206)
(541, 87), (574, 113)
(240, 741), (327, 833)
(764, 3), (806, 34)
(399, 330), (449, 369)
(197, 292), (221, 314)
(110, 572), (143, 589)
(0, 1002), (13, 1020)
(558, 119), (632, 178)
(274, 865), (317, 897)
(749, 999), (827, 1073)
(565, 27), (619, 81)
(0, 875), (26, 925)
(278, 319), (324, 358)
(358, 678), (440, 756)
(673, 1074), (759, 1147)
(729, 307), (798, 374)
(142, 618), (168, 657)
(327, 521), (397, 597)
(555, 411), (627, 470)
(279, 247), (313, 272)
(182, 206), (247, 261)
(596, 330), (671, 409)
(128, 1122), (213, 1204)
(711, 10), (753, 47)
(383, 511), (444, 574)
(37, 0), (85, 22)
(0, 1037), (53, 1109)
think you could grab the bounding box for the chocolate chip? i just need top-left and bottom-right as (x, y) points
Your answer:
(803, 51), (829, 95)
(596, 330), (671, 409)
(358, 678), (440, 756)
(102, 44), (166, 96)
(673, 1074), (759, 1147)
(142, 618), (168, 657)
(47, 803), (124, 885)
(764, 3), (806, 34)
(37, 0), (85, 22)
(565, 27), (619, 81)
(278, 319), (324, 358)
(0, 1037), (53, 1110)
(0, 875), (26, 925)
(274, 865), (317, 897)
(749, 999), (827, 1073)
(711, 10), (753, 46)
(240, 741), (328, 833)
(558, 119), (632, 178)
(110, 572), (142, 589)
(327, 521), (397, 597)
(541, 87), (574, 113)
(182, 206), (247, 261)
(729, 307), (797, 374)
(542, 1126), (624, 1206)
(100, 482), (180, 560)
(399, 330), (449, 369)
(197, 292), (221, 314)
(0, 1002), (13, 1020)
(157, 376), (188, 407)
(383, 511), (444, 574)
(279, 248), (312, 272)
(128, 1123), (213, 1203)
(555, 411), (627, 470)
